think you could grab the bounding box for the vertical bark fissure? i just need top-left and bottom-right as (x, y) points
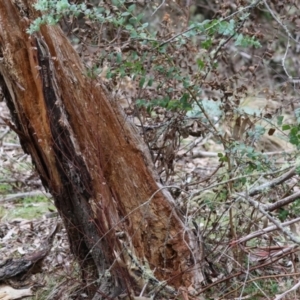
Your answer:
(35, 36), (110, 280)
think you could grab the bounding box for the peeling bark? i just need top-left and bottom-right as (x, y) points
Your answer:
(0, 0), (203, 297)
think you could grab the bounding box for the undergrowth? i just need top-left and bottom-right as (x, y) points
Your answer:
(3, 0), (300, 299)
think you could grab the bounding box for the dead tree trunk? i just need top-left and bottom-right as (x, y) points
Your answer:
(0, 0), (203, 297)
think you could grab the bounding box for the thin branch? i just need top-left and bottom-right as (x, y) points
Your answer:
(190, 165), (294, 199)
(262, 0), (299, 44)
(248, 166), (296, 196)
(159, 0), (262, 47)
(151, 0), (165, 16)
(234, 217), (300, 244)
(197, 247), (298, 295)
(0, 191), (52, 202)
(223, 272), (300, 299)
(274, 279), (300, 300)
(191, 149), (295, 158)
(0, 127), (9, 140)
(2, 142), (21, 148)
(0, 179), (24, 183)
(281, 38), (291, 79)
(265, 190), (300, 212)
(239, 253), (251, 299)
(237, 192), (300, 244)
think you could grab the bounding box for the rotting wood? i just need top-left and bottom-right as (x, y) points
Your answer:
(0, 0), (203, 297)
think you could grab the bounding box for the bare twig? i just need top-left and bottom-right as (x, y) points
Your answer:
(237, 192), (300, 244)
(191, 149), (295, 158)
(190, 165), (295, 199)
(197, 247), (298, 295)
(239, 253), (251, 299)
(234, 217), (300, 245)
(151, 0), (165, 16)
(274, 279), (300, 300)
(159, 0), (262, 47)
(248, 166), (296, 196)
(0, 127), (9, 140)
(281, 38), (292, 79)
(224, 272), (300, 299)
(0, 191), (52, 202)
(262, 0), (299, 44)
(265, 190), (300, 212)
(2, 142), (21, 148)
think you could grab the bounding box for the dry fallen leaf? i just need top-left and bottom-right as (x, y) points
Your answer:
(0, 285), (32, 300)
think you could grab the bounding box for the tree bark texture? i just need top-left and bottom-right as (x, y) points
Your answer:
(0, 0), (203, 297)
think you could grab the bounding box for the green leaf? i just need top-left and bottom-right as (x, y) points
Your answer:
(205, 19), (219, 35)
(180, 93), (191, 110)
(141, 22), (148, 29)
(295, 108), (300, 123)
(121, 12), (131, 17)
(278, 208), (289, 222)
(197, 59), (205, 70)
(201, 38), (212, 49)
(139, 76), (146, 88)
(129, 17), (137, 24)
(183, 78), (192, 88)
(136, 99), (147, 107)
(130, 29), (138, 38)
(235, 34), (261, 48)
(218, 153), (228, 162)
(128, 4), (136, 12)
(277, 115), (284, 126)
(167, 100), (179, 110)
(282, 124), (291, 131)
(218, 20), (235, 36)
(147, 78), (153, 87)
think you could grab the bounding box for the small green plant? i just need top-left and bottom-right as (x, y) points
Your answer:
(0, 196), (55, 220)
(0, 182), (13, 193)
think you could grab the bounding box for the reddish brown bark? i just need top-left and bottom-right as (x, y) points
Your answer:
(0, 0), (203, 297)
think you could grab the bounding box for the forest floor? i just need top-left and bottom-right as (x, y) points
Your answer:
(1, 95), (300, 300)
(1, 1), (300, 299)
(0, 101), (77, 299)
